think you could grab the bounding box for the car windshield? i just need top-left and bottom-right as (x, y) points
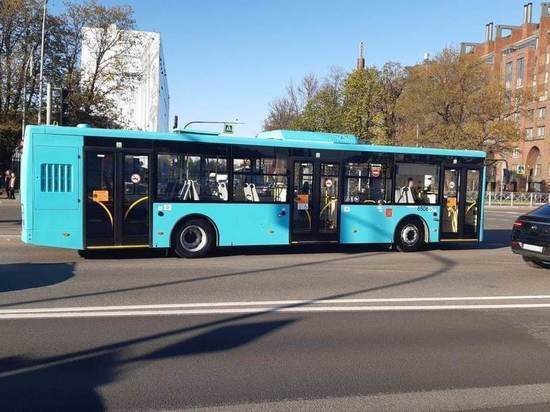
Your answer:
(529, 204), (550, 218)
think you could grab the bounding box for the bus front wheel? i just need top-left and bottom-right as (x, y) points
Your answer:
(395, 219), (424, 252)
(174, 219), (215, 258)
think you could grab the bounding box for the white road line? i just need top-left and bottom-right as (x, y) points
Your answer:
(191, 383), (550, 412)
(3, 295), (550, 315)
(3, 303), (550, 319)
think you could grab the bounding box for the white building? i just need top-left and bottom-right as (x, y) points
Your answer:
(81, 26), (169, 132)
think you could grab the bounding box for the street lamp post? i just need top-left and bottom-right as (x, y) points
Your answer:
(21, 54), (32, 138)
(37, 0), (48, 124)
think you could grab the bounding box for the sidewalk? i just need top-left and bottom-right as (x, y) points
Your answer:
(0, 196), (22, 239)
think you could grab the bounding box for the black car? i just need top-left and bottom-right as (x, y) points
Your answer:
(511, 204), (550, 268)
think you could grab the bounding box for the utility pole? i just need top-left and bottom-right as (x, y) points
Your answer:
(46, 83), (52, 125)
(21, 54), (32, 138)
(37, 0), (48, 124)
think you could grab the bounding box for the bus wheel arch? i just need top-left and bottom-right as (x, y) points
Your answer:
(171, 214), (219, 258)
(394, 215), (428, 252)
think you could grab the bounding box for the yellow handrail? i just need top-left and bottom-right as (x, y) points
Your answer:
(124, 196), (149, 220)
(89, 197), (113, 227)
(320, 198), (337, 215)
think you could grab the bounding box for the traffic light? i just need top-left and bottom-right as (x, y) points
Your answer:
(60, 88), (69, 125)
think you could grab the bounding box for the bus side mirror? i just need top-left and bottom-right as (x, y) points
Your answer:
(503, 169), (511, 185)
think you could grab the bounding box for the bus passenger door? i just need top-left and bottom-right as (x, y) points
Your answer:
(85, 150), (115, 247)
(85, 150), (150, 248)
(291, 160), (340, 242)
(121, 153), (150, 246)
(440, 166), (482, 241)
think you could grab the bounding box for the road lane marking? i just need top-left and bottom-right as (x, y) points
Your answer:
(4, 295), (550, 315)
(190, 383), (550, 412)
(3, 303), (550, 319)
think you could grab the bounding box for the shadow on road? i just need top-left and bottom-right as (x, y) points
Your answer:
(0, 319), (295, 411)
(439, 229), (511, 251)
(1, 251), (395, 308)
(0, 263), (75, 293)
(77, 242), (390, 260)
(0, 251), (454, 409)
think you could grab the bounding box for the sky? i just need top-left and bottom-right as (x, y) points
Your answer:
(50, 0), (533, 135)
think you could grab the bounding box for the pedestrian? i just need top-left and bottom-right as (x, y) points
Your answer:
(4, 170), (10, 199)
(8, 171), (16, 199)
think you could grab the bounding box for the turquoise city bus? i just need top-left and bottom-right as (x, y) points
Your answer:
(20, 125), (486, 257)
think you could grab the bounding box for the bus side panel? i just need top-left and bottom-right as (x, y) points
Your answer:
(28, 134), (84, 250)
(339, 205), (441, 244)
(152, 203), (290, 248)
(20, 128), (33, 243)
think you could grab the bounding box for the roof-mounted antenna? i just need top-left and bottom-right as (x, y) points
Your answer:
(173, 115), (178, 130)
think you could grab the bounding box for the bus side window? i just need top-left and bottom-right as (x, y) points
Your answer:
(395, 163), (439, 205)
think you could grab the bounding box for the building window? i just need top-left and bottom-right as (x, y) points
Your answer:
(232, 157), (288, 202)
(526, 128), (533, 140)
(157, 154), (229, 202)
(395, 163), (439, 205)
(538, 126), (545, 138)
(535, 163), (542, 177)
(344, 162), (391, 204)
(527, 109), (534, 120)
(538, 107), (546, 119)
(516, 57), (525, 88)
(512, 148), (520, 158)
(505, 61), (513, 90)
(545, 72), (549, 84)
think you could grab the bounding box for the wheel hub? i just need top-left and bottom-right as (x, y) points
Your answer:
(401, 224), (419, 245)
(180, 225), (207, 252)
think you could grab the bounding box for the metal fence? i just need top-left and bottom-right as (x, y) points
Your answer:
(485, 191), (550, 207)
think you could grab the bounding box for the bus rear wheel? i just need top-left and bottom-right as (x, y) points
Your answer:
(395, 219), (424, 252)
(174, 219), (215, 258)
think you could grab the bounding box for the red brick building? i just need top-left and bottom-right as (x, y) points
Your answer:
(463, 2), (550, 192)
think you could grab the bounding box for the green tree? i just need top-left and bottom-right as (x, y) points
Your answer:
(396, 48), (522, 153)
(0, 122), (21, 171)
(294, 87), (344, 132)
(379, 62), (406, 144)
(341, 67), (384, 143)
(293, 67), (345, 132)
(263, 74), (319, 131)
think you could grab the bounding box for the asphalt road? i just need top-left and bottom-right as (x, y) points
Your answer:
(2, 201), (550, 411)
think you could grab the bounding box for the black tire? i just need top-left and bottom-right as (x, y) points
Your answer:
(174, 218), (215, 258)
(523, 256), (550, 269)
(395, 219), (424, 252)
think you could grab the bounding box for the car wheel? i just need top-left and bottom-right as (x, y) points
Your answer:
(523, 256), (550, 269)
(174, 218), (215, 258)
(395, 219), (424, 252)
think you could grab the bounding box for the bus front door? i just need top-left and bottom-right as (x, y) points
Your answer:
(85, 150), (150, 248)
(440, 166), (482, 241)
(291, 160), (340, 242)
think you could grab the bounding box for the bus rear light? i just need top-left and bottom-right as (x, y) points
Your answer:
(513, 221), (524, 228)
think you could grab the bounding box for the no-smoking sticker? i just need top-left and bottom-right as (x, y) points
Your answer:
(130, 173), (141, 184)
